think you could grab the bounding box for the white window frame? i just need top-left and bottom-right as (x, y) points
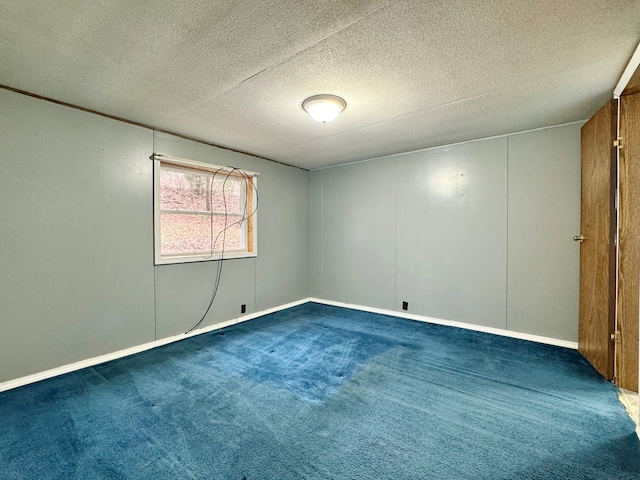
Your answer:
(153, 154), (258, 265)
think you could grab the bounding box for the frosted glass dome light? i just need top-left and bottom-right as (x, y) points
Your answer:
(302, 94), (346, 123)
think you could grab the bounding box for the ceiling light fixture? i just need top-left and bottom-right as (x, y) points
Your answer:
(302, 94), (346, 123)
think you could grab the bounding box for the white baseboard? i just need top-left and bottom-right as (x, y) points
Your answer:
(309, 298), (578, 350)
(0, 298), (310, 394)
(0, 296), (579, 394)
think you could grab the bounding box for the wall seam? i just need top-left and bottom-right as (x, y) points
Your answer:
(505, 135), (510, 332)
(152, 131), (158, 341)
(320, 171), (324, 298)
(254, 258), (257, 312)
(153, 268), (158, 340)
(394, 158), (399, 311)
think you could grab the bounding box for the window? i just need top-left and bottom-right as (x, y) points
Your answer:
(153, 154), (257, 265)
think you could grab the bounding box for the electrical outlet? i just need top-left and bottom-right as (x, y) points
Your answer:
(402, 301), (408, 311)
(241, 304), (246, 314)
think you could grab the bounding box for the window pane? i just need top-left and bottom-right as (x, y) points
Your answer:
(161, 168), (245, 215)
(212, 176), (244, 214)
(160, 169), (208, 211)
(211, 215), (244, 250)
(160, 213), (245, 256)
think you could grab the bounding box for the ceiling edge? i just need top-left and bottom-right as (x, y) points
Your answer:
(614, 41), (640, 97)
(310, 119), (588, 171)
(0, 84), (309, 172)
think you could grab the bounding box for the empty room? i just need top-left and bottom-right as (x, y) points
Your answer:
(2, 1), (640, 479)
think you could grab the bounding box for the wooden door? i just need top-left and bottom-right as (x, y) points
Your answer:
(578, 101), (617, 380)
(617, 92), (640, 391)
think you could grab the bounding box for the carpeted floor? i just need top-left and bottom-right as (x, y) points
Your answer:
(1, 302), (639, 479)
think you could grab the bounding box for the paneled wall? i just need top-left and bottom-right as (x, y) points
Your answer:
(311, 123), (582, 341)
(507, 127), (582, 340)
(0, 84), (580, 385)
(0, 90), (155, 383)
(396, 138), (508, 329)
(0, 89), (309, 383)
(317, 161), (397, 310)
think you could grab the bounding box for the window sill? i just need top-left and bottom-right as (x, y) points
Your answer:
(155, 251), (257, 265)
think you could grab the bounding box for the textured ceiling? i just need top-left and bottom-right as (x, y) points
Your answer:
(1, 1), (639, 169)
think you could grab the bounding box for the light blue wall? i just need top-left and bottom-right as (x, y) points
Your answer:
(311, 123), (582, 341)
(0, 89), (309, 383)
(0, 90), (155, 382)
(315, 160), (397, 309)
(0, 84), (581, 386)
(507, 127), (581, 340)
(395, 138), (508, 329)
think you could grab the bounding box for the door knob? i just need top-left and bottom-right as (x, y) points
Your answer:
(573, 234), (585, 243)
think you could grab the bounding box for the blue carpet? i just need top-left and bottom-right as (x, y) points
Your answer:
(1, 302), (639, 479)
